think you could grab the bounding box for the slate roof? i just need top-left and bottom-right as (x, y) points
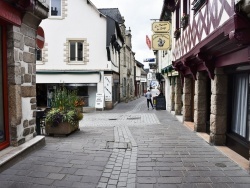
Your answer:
(98, 8), (124, 24)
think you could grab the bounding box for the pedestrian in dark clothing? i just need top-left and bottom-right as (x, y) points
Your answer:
(145, 89), (154, 110)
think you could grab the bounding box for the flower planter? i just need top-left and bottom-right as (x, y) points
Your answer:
(45, 121), (79, 136)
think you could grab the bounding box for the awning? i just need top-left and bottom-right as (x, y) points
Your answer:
(161, 65), (173, 74)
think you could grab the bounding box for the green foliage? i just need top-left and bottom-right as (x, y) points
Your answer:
(45, 87), (83, 127)
(52, 87), (78, 113)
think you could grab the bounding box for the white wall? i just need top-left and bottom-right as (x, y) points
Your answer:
(36, 73), (100, 83)
(88, 86), (97, 107)
(37, 0), (109, 71)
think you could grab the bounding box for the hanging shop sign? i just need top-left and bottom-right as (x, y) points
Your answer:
(152, 33), (171, 50)
(152, 21), (171, 33)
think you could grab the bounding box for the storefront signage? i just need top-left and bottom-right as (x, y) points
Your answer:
(152, 21), (171, 33)
(152, 34), (171, 50)
(95, 93), (104, 109)
(140, 78), (147, 82)
(0, 2), (21, 26)
(104, 76), (112, 101)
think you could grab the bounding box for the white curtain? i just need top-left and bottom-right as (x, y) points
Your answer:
(231, 73), (248, 138)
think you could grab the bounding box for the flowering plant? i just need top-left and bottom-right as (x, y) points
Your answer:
(45, 87), (83, 127)
(74, 98), (84, 107)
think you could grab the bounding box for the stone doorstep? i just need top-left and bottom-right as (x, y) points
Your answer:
(184, 121), (249, 171)
(83, 107), (96, 113)
(0, 136), (45, 171)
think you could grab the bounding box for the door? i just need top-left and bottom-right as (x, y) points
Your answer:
(0, 23), (10, 150)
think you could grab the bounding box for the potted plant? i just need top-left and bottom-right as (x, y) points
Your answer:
(181, 13), (189, 29)
(45, 87), (83, 135)
(74, 97), (85, 113)
(174, 29), (181, 39)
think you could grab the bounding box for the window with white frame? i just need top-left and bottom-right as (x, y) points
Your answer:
(69, 41), (84, 62)
(36, 49), (42, 61)
(50, 0), (62, 17)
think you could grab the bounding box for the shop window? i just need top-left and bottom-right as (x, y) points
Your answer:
(50, 0), (62, 17)
(231, 73), (250, 141)
(191, 0), (207, 15)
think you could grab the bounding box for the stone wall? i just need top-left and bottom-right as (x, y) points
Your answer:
(194, 72), (207, 132)
(183, 77), (193, 121)
(210, 68), (228, 145)
(175, 76), (182, 115)
(7, 3), (48, 146)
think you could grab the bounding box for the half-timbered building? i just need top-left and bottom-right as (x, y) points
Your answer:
(161, 0), (250, 163)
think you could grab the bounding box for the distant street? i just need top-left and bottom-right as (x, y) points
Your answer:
(1, 96), (250, 188)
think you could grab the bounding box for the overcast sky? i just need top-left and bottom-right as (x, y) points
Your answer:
(90, 0), (164, 68)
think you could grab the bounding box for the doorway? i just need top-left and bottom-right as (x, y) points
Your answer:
(0, 23), (10, 150)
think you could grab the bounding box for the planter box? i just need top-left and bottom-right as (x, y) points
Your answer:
(45, 121), (79, 136)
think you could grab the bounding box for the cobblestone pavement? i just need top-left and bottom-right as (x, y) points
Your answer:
(1, 97), (250, 188)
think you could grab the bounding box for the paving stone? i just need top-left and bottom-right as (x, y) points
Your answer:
(137, 177), (157, 184)
(53, 180), (74, 187)
(108, 179), (118, 185)
(47, 173), (65, 180)
(64, 174), (82, 182)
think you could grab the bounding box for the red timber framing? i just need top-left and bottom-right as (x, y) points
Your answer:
(0, 0), (35, 26)
(0, 22), (10, 150)
(171, 0), (250, 80)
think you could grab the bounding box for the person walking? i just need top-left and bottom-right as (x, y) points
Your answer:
(145, 89), (154, 110)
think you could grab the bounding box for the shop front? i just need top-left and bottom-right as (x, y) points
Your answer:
(227, 71), (250, 159)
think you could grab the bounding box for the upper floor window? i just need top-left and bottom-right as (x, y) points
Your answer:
(69, 41), (84, 62)
(191, 0), (207, 15)
(36, 49), (42, 61)
(50, 0), (62, 17)
(183, 0), (190, 16)
(176, 3), (180, 29)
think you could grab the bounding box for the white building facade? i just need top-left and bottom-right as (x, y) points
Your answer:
(36, 0), (123, 110)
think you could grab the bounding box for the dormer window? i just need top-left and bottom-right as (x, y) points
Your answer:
(191, 0), (207, 14)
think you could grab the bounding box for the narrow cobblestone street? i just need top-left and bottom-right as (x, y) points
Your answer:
(1, 97), (250, 188)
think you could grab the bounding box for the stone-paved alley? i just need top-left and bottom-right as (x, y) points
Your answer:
(0, 97), (250, 188)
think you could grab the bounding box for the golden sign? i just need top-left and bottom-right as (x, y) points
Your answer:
(152, 21), (171, 33)
(151, 34), (171, 50)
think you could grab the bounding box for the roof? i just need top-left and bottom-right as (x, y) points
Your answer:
(98, 8), (124, 24)
(98, 8), (124, 46)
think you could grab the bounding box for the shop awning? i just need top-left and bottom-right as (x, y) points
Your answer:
(161, 65), (173, 74)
